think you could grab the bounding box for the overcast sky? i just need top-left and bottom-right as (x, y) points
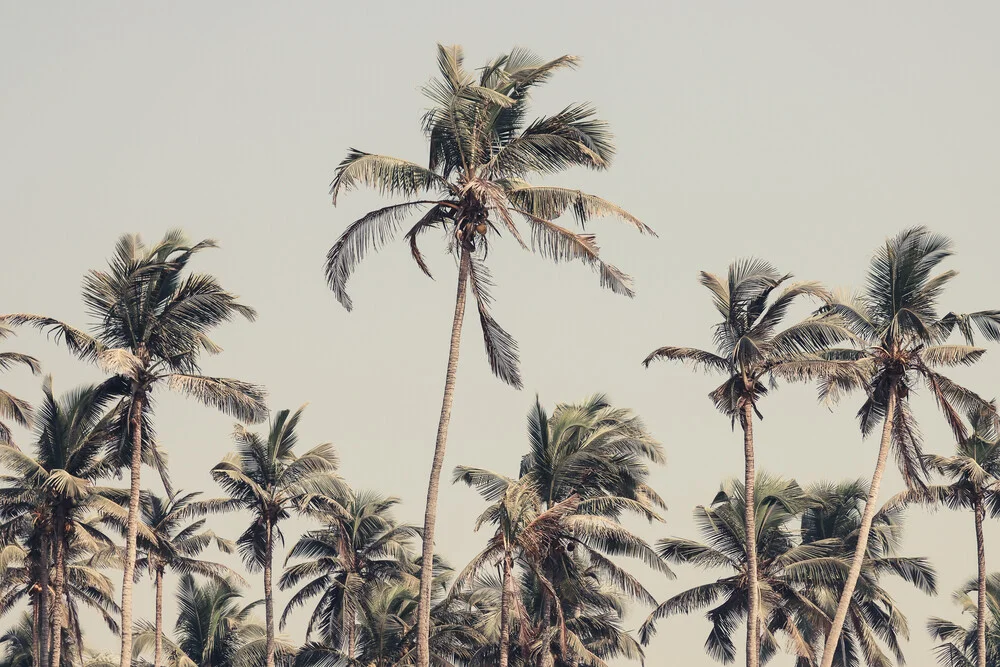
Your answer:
(2, 3), (999, 665)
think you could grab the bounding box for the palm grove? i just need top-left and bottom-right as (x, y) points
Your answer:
(1, 45), (999, 667)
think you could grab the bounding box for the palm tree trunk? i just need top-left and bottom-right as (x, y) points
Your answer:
(264, 515), (276, 667)
(499, 551), (513, 667)
(348, 613), (356, 660)
(416, 246), (471, 667)
(38, 532), (50, 667)
(820, 390), (897, 667)
(742, 401), (759, 667)
(154, 566), (164, 667)
(32, 589), (41, 667)
(975, 494), (987, 667)
(118, 390), (145, 667)
(49, 513), (65, 667)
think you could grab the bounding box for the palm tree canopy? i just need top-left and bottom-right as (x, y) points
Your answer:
(325, 45), (655, 388)
(0, 323), (40, 446)
(929, 573), (1000, 667)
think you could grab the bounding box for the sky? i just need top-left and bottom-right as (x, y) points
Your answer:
(2, 2), (999, 665)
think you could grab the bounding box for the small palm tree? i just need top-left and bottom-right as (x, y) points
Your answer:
(798, 480), (937, 667)
(133, 573), (294, 667)
(280, 489), (418, 657)
(211, 406), (343, 667)
(929, 573), (1000, 667)
(325, 45), (654, 667)
(890, 407), (1000, 667)
(809, 228), (1000, 667)
(0, 231), (268, 667)
(643, 259), (847, 667)
(131, 491), (245, 667)
(0, 323), (40, 445)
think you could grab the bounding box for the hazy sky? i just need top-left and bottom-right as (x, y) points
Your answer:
(2, 3), (999, 665)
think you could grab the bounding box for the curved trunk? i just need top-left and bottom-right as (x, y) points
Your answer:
(264, 514), (275, 667)
(975, 494), (987, 667)
(118, 390), (145, 667)
(48, 512), (65, 667)
(154, 566), (165, 667)
(38, 532), (50, 667)
(742, 402), (759, 667)
(820, 390), (897, 667)
(499, 551), (513, 667)
(416, 247), (471, 667)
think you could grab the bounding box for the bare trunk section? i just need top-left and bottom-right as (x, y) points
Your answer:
(742, 402), (759, 667)
(118, 389), (145, 667)
(499, 551), (513, 667)
(49, 512), (65, 667)
(820, 390), (897, 667)
(264, 514), (275, 667)
(32, 590), (40, 667)
(38, 532), (50, 667)
(154, 566), (164, 667)
(416, 247), (471, 667)
(975, 495), (987, 667)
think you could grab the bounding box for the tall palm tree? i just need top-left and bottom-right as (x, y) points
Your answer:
(929, 573), (1000, 667)
(324, 45), (654, 667)
(0, 230), (268, 667)
(0, 323), (40, 445)
(798, 480), (937, 667)
(132, 573), (294, 667)
(639, 474), (831, 664)
(0, 377), (133, 667)
(129, 491), (244, 667)
(211, 405), (343, 667)
(807, 227), (1000, 667)
(889, 407), (1000, 667)
(280, 489), (418, 657)
(643, 259), (847, 667)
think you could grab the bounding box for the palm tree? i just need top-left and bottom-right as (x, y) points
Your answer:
(130, 491), (245, 667)
(211, 405), (343, 667)
(133, 573), (294, 667)
(807, 227), (1000, 667)
(454, 395), (668, 666)
(324, 45), (654, 667)
(643, 259), (847, 667)
(640, 474), (831, 664)
(280, 489), (418, 657)
(0, 612), (76, 667)
(798, 480), (937, 667)
(929, 573), (1000, 667)
(0, 230), (268, 667)
(889, 407), (1000, 667)
(0, 377), (133, 667)
(0, 324), (40, 446)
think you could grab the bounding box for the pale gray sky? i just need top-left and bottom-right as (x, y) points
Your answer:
(2, 2), (999, 665)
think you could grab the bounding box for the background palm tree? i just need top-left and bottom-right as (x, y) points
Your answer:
(129, 491), (245, 667)
(889, 407), (1000, 667)
(0, 378), (133, 667)
(280, 489), (418, 658)
(798, 480), (937, 667)
(211, 406), (343, 667)
(323, 45), (654, 667)
(929, 573), (1000, 667)
(643, 259), (846, 667)
(809, 227), (1000, 667)
(0, 323), (40, 446)
(0, 230), (269, 667)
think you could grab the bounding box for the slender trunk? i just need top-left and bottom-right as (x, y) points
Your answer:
(153, 566), (164, 667)
(32, 590), (40, 667)
(742, 402), (759, 667)
(264, 514), (275, 667)
(348, 610), (356, 660)
(118, 390), (145, 667)
(49, 512), (65, 667)
(820, 391), (897, 667)
(975, 494), (987, 667)
(499, 551), (513, 667)
(38, 532), (50, 667)
(416, 247), (471, 667)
